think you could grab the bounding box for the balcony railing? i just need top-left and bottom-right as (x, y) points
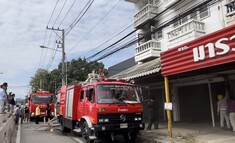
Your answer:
(134, 4), (158, 27)
(226, 0), (235, 16)
(135, 40), (161, 62)
(167, 19), (205, 42)
(164, 0), (179, 8)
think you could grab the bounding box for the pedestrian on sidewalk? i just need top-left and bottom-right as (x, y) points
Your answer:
(228, 95), (235, 131)
(20, 105), (25, 124)
(217, 93), (231, 129)
(24, 104), (29, 122)
(146, 96), (159, 130)
(0, 82), (8, 114)
(9, 93), (16, 116)
(14, 105), (20, 124)
(35, 105), (40, 124)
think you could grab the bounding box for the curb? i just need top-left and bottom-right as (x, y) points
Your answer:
(16, 124), (21, 143)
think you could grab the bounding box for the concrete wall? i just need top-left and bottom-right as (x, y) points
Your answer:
(0, 114), (15, 143)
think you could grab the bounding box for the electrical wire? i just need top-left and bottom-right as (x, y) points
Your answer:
(58, 0), (77, 27)
(38, 0), (59, 69)
(65, 0), (94, 36)
(88, 0), (221, 63)
(78, 20), (134, 59)
(52, 0), (68, 27)
(68, 0), (122, 53)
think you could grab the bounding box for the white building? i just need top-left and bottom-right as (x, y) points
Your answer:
(112, 0), (235, 126)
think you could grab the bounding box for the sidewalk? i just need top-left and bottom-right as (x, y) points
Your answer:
(139, 122), (235, 143)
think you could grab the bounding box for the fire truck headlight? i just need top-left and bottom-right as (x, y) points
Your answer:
(134, 117), (142, 121)
(104, 118), (109, 122)
(99, 119), (104, 123)
(31, 112), (34, 116)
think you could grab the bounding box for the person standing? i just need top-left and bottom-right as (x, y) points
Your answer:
(14, 105), (20, 124)
(24, 105), (29, 122)
(9, 93), (16, 116)
(46, 103), (51, 122)
(146, 98), (159, 130)
(217, 94), (231, 129)
(20, 105), (25, 124)
(228, 96), (235, 132)
(35, 105), (40, 124)
(0, 83), (8, 114)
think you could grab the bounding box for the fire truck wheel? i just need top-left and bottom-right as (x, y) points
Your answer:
(123, 131), (138, 143)
(81, 121), (94, 143)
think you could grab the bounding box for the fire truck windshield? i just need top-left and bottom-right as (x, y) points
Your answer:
(31, 95), (53, 103)
(96, 84), (141, 104)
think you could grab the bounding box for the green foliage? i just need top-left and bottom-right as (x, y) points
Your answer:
(30, 58), (107, 94)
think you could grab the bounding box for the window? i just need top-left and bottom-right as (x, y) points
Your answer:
(190, 10), (197, 20)
(80, 90), (84, 102)
(152, 29), (163, 40)
(173, 20), (180, 27)
(156, 30), (163, 39)
(181, 16), (188, 24)
(148, 0), (160, 5)
(199, 4), (209, 19)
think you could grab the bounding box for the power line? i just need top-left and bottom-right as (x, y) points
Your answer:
(88, 0), (220, 63)
(78, 21), (133, 59)
(48, 0), (60, 26)
(38, 0), (59, 69)
(65, 0), (94, 36)
(68, 0), (121, 53)
(52, 0), (68, 26)
(58, 0), (77, 27)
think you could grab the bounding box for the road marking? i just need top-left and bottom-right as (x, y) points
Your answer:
(16, 124), (21, 143)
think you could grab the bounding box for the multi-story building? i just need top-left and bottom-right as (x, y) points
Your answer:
(111, 0), (235, 127)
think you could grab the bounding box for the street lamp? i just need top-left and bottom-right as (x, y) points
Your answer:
(39, 45), (66, 86)
(39, 45), (62, 52)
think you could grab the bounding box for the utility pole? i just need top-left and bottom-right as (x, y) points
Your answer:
(46, 26), (66, 86)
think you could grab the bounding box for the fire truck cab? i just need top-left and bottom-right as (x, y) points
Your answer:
(29, 90), (54, 120)
(59, 72), (144, 143)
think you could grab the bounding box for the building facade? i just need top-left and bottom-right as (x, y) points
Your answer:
(111, 0), (235, 125)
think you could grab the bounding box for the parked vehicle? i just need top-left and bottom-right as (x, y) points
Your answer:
(58, 72), (144, 143)
(29, 90), (54, 120)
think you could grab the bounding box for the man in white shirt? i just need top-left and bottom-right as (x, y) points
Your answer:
(217, 93), (231, 129)
(0, 82), (8, 114)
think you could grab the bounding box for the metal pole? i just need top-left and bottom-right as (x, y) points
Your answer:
(46, 27), (66, 86)
(61, 29), (66, 86)
(164, 76), (172, 138)
(208, 82), (215, 127)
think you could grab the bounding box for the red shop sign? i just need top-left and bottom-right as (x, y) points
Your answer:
(161, 24), (235, 76)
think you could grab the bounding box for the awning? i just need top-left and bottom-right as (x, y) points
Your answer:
(111, 58), (161, 80)
(161, 24), (235, 76)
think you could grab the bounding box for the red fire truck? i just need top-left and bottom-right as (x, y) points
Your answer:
(58, 72), (144, 143)
(29, 90), (55, 120)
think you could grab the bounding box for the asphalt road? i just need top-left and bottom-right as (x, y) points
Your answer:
(19, 122), (159, 143)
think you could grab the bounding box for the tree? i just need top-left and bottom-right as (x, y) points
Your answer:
(30, 58), (107, 94)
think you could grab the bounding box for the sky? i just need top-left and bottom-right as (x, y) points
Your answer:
(0, 0), (136, 99)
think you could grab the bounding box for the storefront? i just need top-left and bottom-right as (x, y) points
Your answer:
(161, 24), (235, 136)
